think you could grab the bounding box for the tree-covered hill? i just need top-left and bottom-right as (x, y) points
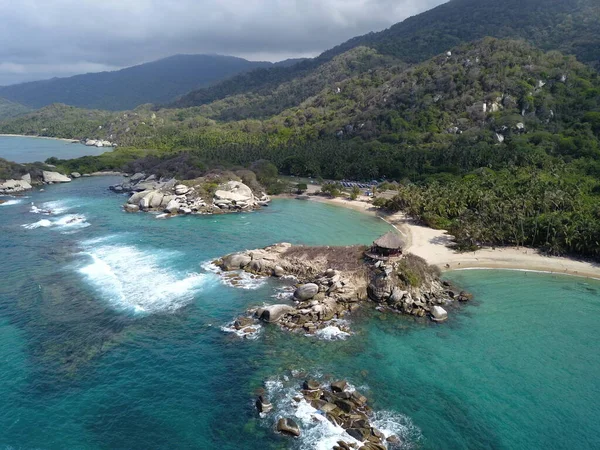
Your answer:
(172, 0), (600, 112)
(0, 54), (278, 111)
(5, 39), (599, 259)
(0, 98), (31, 121)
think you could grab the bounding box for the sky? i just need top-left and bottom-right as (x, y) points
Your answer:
(0, 0), (447, 86)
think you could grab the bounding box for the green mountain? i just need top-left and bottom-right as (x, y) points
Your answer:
(173, 0), (600, 113)
(0, 55), (285, 111)
(0, 97), (31, 121)
(3, 39), (599, 259)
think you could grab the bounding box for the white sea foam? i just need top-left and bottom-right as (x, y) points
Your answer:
(22, 219), (53, 229)
(314, 325), (351, 341)
(22, 214), (90, 231)
(201, 261), (267, 290)
(79, 244), (209, 314)
(221, 320), (262, 340)
(0, 199), (22, 206)
(30, 199), (75, 215)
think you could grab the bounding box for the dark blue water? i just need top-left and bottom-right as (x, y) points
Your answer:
(1, 175), (599, 450)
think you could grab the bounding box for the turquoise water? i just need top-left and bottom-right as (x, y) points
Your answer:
(0, 136), (109, 163)
(1, 174), (600, 449)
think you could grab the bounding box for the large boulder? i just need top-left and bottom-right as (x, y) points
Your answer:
(21, 173), (31, 183)
(165, 199), (181, 214)
(0, 179), (32, 194)
(70, 172), (81, 178)
(258, 305), (295, 323)
(42, 171), (70, 183)
(276, 418), (300, 437)
(128, 190), (151, 205)
(174, 184), (189, 195)
(431, 306), (448, 322)
(214, 181), (255, 204)
(293, 283), (319, 301)
(130, 172), (145, 182)
(220, 253), (252, 271)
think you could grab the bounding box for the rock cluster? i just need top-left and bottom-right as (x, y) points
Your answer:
(84, 139), (117, 148)
(262, 379), (400, 449)
(111, 173), (270, 216)
(0, 178), (32, 194)
(215, 244), (470, 334)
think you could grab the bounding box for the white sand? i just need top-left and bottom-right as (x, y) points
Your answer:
(300, 194), (600, 280)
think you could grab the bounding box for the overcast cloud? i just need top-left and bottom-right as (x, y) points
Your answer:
(0, 0), (446, 86)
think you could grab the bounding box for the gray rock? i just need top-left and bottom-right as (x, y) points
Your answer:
(259, 304), (295, 323)
(42, 171), (70, 183)
(431, 306), (448, 322)
(0, 179), (32, 194)
(277, 418), (300, 437)
(273, 266), (285, 277)
(331, 380), (348, 393)
(293, 283), (319, 301)
(130, 172), (145, 182)
(174, 184), (189, 195)
(124, 204), (139, 213)
(255, 395), (273, 413)
(165, 199), (180, 213)
(70, 172), (81, 178)
(128, 190), (151, 205)
(221, 254), (252, 271)
(21, 173), (31, 183)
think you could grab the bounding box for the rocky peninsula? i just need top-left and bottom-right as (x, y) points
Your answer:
(214, 239), (471, 336)
(110, 172), (271, 216)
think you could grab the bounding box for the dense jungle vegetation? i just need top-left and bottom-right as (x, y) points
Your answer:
(2, 37), (600, 259)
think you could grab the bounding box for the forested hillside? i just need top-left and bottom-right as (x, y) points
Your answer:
(5, 38), (599, 259)
(171, 0), (600, 111)
(0, 55), (277, 111)
(0, 98), (31, 121)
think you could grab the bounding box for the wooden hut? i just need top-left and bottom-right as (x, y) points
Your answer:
(365, 232), (405, 260)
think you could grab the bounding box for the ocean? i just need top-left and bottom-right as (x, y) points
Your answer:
(0, 136), (109, 163)
(1, 148), (599, 449)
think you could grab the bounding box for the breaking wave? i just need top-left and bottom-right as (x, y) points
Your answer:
(0, 199), (23, 206)
(22, 214), (90, 231)
(201, 261), (267, 290)
(78, 243), (210, 314)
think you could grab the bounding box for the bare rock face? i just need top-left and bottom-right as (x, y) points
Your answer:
(293, 283), (319, 301)
(42, 171), (71, 183)
(0, 179), (32, 194)
(214, 181), (254, 204)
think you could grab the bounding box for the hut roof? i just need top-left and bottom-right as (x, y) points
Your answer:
(373, 232), (405, 250)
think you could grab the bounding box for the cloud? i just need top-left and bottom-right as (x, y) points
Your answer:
(0, 0), (447, 85)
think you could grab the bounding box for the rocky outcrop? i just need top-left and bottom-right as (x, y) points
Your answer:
(214, 244), (470, 334)
(85, 139), (117, 148)
(0, 179), (32, 194)
(112, 174), (271, 216)
(42, 171), (71, 183)
(261, 377), (401, 448)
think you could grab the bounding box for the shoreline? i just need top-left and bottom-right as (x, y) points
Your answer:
(0, 133), (78, 143)
(276, 194), (600, 281)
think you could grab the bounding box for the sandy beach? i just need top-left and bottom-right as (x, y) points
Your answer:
(294, 194), (600, 280)
(0, 133), (78, 143)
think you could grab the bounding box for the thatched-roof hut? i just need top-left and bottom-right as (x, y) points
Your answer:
(366, 232), (405, 259)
